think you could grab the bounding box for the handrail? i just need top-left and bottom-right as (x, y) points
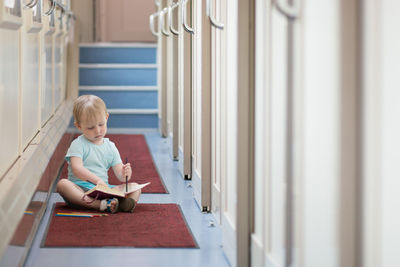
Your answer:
(169, 3), (179, 35)
(206, 0), (224, 30)
(272, 0), (300, 19)
(23, 0), (39, 9)
(181, 0), (194, 34)
(44, 0), (56, 16)
(160, 8), (170, 36)
(149, 12), (160, 37)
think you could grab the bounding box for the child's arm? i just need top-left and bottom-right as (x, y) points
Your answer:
(70, 156), (108, 186)
(112, 162), (132, 182)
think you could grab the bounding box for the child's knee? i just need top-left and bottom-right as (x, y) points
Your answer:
(56, 179), (69, 192)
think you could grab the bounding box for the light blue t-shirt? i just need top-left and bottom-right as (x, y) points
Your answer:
(65, 135), (122, 190)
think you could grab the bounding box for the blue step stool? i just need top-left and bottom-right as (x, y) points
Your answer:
(79, 43), (158, 129)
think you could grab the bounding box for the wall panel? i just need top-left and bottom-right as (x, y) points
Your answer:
(21, 12), (41, 149)
(0, 28), (20, 178)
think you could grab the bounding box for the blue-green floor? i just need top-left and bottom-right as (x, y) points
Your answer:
(3, 131), (230, 267)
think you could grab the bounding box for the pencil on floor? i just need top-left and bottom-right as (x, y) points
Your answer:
(56, 214), (93, 218)
(56, 212), (109, 217)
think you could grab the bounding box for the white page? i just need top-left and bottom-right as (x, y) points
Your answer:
(126, 182), (151, 193)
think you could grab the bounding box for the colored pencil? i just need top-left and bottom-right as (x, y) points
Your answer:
(56, 214), (93, 218)
(56, 212), (109, 217)
(125, 157), (128, 193)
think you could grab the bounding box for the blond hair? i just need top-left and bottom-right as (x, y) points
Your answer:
(73, 95), (108, 125)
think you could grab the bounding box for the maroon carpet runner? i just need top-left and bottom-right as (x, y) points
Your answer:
(37, 133), (74, 192)
(11, 201), (44, 246)
(42, 203), (197, 248)
(106, 134), (167, 193)
(59, 134), (167, 194)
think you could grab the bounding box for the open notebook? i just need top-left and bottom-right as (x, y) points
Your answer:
(84, 182), (150, 199)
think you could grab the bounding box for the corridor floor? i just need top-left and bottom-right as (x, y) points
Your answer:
(20, 131), (230, 267)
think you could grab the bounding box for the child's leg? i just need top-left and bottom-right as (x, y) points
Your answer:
(115, 183), (142, 203)
(56, 179), (118, 212)
(114, 183), (142, 212)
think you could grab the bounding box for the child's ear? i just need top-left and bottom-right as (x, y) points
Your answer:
(106, 113), (109, 120)
(74, 121), (81, 130)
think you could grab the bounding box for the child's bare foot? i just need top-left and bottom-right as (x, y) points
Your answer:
(100, 198), (119, 213)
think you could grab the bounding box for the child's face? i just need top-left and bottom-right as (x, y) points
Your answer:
(76, 113), (109, 145)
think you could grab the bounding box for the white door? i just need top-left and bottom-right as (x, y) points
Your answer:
(210, 0), (226, 225)
(170, 1), (179, 159)
(220, 0), (239, 265)
(191, 0), (212, 211)
(159, 0), (169, 137)
(252, 0), (273, 265)
(178, 0), (193, 179)
(362, 1), (400, 267)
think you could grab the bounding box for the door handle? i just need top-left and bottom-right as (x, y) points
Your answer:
(24, 0), (39, 9)
(206, 0), (224, 30)
(160, 8), (171, 36)
(181, 0), (194, 34)
(45, 0), (56, 15)
(169, 2), (180, 35)
(272, 0), (300, 19)
(149, 12), (160, 37)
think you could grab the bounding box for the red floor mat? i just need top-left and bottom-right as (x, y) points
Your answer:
(42, 203), (197, 248)
(60, 134), (167, 193)
(10, 201), (44, 246)
(37, 133), (74, 192)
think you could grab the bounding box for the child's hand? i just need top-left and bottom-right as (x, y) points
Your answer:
(96, 180), (108, 187)
(123, 163), (132, 180)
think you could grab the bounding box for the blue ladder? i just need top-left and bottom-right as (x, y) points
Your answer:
(79, 43), (158, 129)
